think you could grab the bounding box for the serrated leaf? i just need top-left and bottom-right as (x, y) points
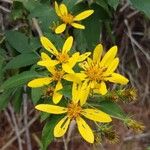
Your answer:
(92, 100), (126, 120)
(130, 0), (150, 18)
(0, 71), (40, 91)
(41, 115), (64, 150)
(5, 31), (31, 53)
(4, 53), (39, 69)
(31, 87), (43, 104)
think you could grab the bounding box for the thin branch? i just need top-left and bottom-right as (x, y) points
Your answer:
(32, 18), (43, 37)
(1, 114), (39, 150)
(8, 104), (23, 150)
(23, 86), (32, 150)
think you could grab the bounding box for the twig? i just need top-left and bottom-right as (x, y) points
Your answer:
(8, 104), (23, 150)
(0, 6), (11, 13)
(0, 0), (13, 3)
(1, 114), (39, 150)
(23, 86), (32, 150)
(124, 19), (141, 68)
(32, 18), (43, 37)
(124, 132), (150, 141)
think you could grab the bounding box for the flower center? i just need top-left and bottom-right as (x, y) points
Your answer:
(53, 70), (64, 81)
(44, 87), (54, 97)
(56, 53), (70, 63)
(85, 65), (107, 81)
(61, 14), (74, 24)
(67, 103), (82, 119)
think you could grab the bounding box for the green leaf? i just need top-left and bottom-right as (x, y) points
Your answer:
(0, 55), (5, 84)
(5, 31), (31, 53)
(93, 100), (126, 120)
(59, 85), (72, 99)
(0, 89), (13, 110)
(106, 0), (120, 10)
(11, 1), (24, 20)
(12, 87), (23, 112)
(0, 71), (40, 91)
(4, 53), (39, 69)
(31, 87), (43, 104)
(41, 115), (64, 150)
(130, 0), (150, 18)
(79, 3), (109, 50)
(74, 30), (88, 52)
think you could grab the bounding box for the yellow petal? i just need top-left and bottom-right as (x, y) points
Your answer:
(62, 64), (74, 74)
(78, 52), (91, 62)
(98, 81), (107, 95)
(104, 58), (119, 75)
(71, 23), (85, 29)
(40, 36), (58, 55)
(62, 52), (79, 73)
(73, 10), (94, 21)
(37, 53), (59, 67)
(106, 73), (129, 85)
(54, 117), (70, 137)
(100, 45), (118, 67)
(79, 82), (90, 106)
(93, 44), (103, 63)
(62, 36), (73, 54)
(63, 73), (86, 83)
(46, 66), (56, 74)
(55, 1), (61, 17)
(81, 109), (112, 122)
(59, 4), (68, 15)
(35, 104), (67, 114)
(79, 61), (89, 70)
(67, 52), (80, 68)
(72, 83), (80, 103)
(55, 23), (66, 34)
(28, 77), (52, 88)
(76, 117), (94, 143)
(53, 81), (63, 104)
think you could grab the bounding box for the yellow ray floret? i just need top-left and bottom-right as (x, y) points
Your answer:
(54, 1), (94, 34)
(35, 83), (112, 143)
(28, 67), (86, 104)
(39, 36), (91, 73)
(79, 44), (129, 95)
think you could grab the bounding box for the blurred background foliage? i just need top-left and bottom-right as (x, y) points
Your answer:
(0, 0), (150, 150)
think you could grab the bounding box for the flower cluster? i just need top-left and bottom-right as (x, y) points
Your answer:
(27, 1), (141, 144)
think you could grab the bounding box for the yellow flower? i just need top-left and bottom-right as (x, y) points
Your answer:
(28, 67), (84, 104)
(35, 83), (112, 143)
(79, 44), (129, 95)
(54, 1), (94, 34)
(40, 36), (91, 73)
